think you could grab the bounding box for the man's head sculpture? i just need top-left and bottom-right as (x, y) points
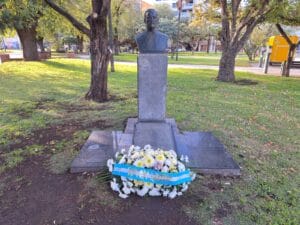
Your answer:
(135, 9), (168, 53)
(144, 9), (159, 32)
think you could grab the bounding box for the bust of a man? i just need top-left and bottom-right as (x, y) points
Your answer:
(135, 9), (168, 53)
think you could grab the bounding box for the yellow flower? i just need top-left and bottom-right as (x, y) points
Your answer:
(156, 154), (166, 164)
(134, 159), (144, 168)
(144, 155), (155, 168)
(134, 180), (143, 186)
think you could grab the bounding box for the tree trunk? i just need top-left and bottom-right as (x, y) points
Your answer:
(16, 25), (39, 61)
(37, 36), (45, 52)
(77, 35), (84, 53)
(285, 44), (296, 77)
(108, 2), (115, 72)
(207, 36), (210, 54)
(113, 27), (119, 55)
(85, 1), (110, 102)
(217, 49), (236, 81)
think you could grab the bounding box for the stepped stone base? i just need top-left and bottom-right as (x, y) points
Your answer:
(70, 118), (240, 176)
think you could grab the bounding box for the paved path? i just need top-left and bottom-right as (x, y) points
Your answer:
(115, 61), (300, 77)
(7, 52), (300, 77)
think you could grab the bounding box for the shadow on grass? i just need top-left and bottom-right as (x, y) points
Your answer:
(41, 60), (90, 74)
(234, 79), (259, 85)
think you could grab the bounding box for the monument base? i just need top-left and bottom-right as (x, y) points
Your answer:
(71, 118), (240, 176)
(133, 121), (176, 150)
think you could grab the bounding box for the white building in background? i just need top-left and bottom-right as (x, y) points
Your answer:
(142, 0), (199, 20)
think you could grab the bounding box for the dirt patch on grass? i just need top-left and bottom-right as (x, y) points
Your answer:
(55, 102), (109, 113)
(2, 119), (112, 152)
(205, 177), (223, 191)
(215, 202), (233, 218)
(0, 155), (199, 225)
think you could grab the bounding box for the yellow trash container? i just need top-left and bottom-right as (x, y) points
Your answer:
(268, 35), (299, 63)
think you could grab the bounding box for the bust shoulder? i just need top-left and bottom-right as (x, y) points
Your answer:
(154, 31), (168, 40)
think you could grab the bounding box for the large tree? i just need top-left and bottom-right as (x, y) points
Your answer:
(195, 1), (285, 81)
(0, 0), (43, 61)
(45, 0), (110, 102)
(216, 0), (283, 81)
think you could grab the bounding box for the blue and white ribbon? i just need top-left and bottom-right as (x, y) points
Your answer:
(112, 163), (192, 185)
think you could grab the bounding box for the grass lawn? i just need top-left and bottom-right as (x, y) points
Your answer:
(0, 59), (299, 225)
(114, 52), (254, 67)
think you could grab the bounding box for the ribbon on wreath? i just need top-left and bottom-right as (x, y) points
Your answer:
(112, 163), (192, 185)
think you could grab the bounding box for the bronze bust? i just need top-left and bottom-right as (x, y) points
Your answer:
(135, 9), (168, 53)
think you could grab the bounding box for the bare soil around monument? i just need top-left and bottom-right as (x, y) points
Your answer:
(0, 154), (201, 225)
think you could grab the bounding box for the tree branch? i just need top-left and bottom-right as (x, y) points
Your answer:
(276, 23), (293, 46)
(44, 0), (90, 37)
(231, 0), (242, 36)
(220, 0), (230, 48)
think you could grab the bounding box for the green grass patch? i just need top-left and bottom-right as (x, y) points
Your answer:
(0, 59), (299, 224)
(114, 52), (254, 67)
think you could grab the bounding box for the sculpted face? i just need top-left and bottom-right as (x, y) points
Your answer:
(144, 9), (159, 31)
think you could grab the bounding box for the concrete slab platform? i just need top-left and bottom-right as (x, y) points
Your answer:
(70, 119), (240, 176)
(175, 132), (240, 176)
(70, 131), (116, 173)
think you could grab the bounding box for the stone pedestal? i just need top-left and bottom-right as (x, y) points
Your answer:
(138, 54), (168, 122)
(133, 122), (175, 150)
(134, 53), (175, 151)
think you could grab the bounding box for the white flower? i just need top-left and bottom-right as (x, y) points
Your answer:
(149, 188), (161, 196)
(133, 159), (144, 168)
(144, 155), (155, 168)
(121, 148), (126, 154)
(131, 151), (140, 159)
(168, 187), (177, 199)
(128, 147), (134, 155)
(177, 192), (183, 196)
(169, 150), (177, 158)
(191, 172), (196, 181)
(110, 179), (119, 192)
(145, 148), (155, 156)
(161, 166), (169, 173)
(122, 186), (131, 195)
(165, 159), (171, 167)
(118, 192), (129, 199)
(107, 159), (114, 172)
(178, 162), (186, 172)
(154, 162), (163, 170)
(144, 144), (152, 150)
(121, 177), (127, 182)
(181, 184), (188, 192)
(115, 152), (120, 158)
(126, 181), (133, 188)
(144, 182), (154, 189)
(180, 155), (185, 161)
(136, 186), (149, 197)
(162, 189), (170, 197)
(134, 146), (141, 151)
(185, 155), (189, 163)
(155, 153), (166, 164)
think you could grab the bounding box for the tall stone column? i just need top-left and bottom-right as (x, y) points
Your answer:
(133, 53), (176, 150)
(137, 53), (167, 122)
